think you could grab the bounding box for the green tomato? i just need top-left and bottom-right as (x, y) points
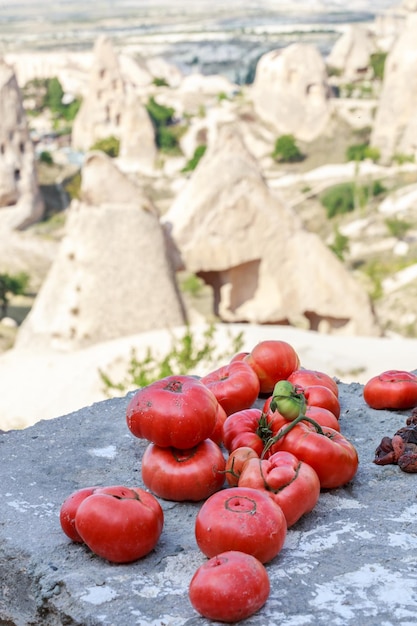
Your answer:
(270, 381), (306, 421)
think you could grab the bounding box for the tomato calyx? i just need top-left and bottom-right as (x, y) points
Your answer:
(99, 487), (141, 501)
(225, 495), (257, 515)
(163, 379), (184, 393)
(255, 412), (274, 441)
(172, 447), (198, 462)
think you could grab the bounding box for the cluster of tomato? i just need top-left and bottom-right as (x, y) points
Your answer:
(60, 339), (360, 623)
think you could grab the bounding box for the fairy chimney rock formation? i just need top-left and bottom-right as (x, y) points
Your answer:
(15, 152), (186, 351)
(162, 125), (379, 336)
(251, 43), (331, 142)
(118, 93), (157, 173)
(0, 59), (44, 230)
(326, 25), (377, 80)
(71, 36), (126, 152)
(371, 13), (417, 163)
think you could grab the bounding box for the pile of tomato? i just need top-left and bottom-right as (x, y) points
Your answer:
(60, 339), (417, 623)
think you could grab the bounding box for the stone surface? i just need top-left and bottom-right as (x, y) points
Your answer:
(1, 380), (417, 625)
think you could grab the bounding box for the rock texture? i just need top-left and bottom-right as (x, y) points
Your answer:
(371, 13), (417, 163)
(71, 35), (156, 168)
(162, 125), (379, 336)
(71, 36), (126, 152)
(0, 59), (44, 230)
(15, 152), (186, 351)
(326, 25), (377, 80)
(118, 92), (157, 172)
(251, 43), (331, 142)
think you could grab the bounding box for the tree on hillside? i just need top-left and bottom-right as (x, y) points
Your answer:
(0, 272), (29, 319)
(272, 134), (304, 163)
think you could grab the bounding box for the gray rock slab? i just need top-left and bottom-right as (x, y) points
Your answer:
(1, 381), (417, 626)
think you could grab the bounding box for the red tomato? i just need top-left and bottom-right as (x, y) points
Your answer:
(300, 384), (341, 419)
(237, 451), (320, 527)
(74, 485), (164, 563)
(189, 551), (270, 623)
(244, 340), (300, 394)
(195, 486), (287, 563)
(225, 446), (259, 486)
(200, 360), (260, 416)
(209, 402), (228, 446)
(363, 370), (417, 410)
(141, 439), (226, 502)
(305, 405), (341, 432)
(59, 487), (98, 542)
(288, 368), (339, 397)
(272, 422), (359, 489)
(223, 408), (287, 458)
(126, 375), (218, 449)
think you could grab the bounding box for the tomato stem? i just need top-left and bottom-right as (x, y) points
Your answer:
(222, 457), (240, 480)
(261, 413), (324, 459)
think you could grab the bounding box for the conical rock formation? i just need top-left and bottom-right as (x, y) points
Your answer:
(0, 59), (44, 231)
(251, 43), (331, 142)
(15, 152), (186, 351)
(371, 14), (417, 163)
(162, 125), (379, 336)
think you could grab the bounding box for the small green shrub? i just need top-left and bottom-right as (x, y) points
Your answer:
(371, 180), (386, 197)
(0, 271), (30, 318)
(361, 259), (385, 300)
(64, 171), (82, 200)
(321, 179), (386, 218)
(152, 77), (169, 87)
(90, 136), (120, 158)
(370, 52), (388, 81)
(39, 150), (54, 165)
(327, 65), (342, 77)
(321, 183), (356, 218)
(181, 145), (207, 173)
(346, 143), (380, 162)
(42, 77), (82, 123)
(393, 153), (415, 165)
(98, 324), (245, 396)
(157, 126), (180, 153)
(329, 229), (349, 261)
(272, 134), (303, 163)
(60, 97), (82, 122)
(146, 96), (175, 127)
(145, 96), (183, 153)
(180, 274), (205, 297)
(385, 217), (412, 239)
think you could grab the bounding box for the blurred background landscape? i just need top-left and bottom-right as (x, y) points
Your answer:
(2, 0), (417, 430)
